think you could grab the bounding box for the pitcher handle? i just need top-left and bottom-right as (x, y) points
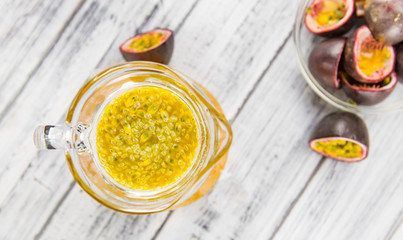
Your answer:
(34, 124), (90, 152)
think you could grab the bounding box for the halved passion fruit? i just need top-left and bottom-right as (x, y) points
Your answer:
(341, 71), (397, 105)
(343, 25), (395, 83)
(364, 0), (403, 45)
(309, 112), (369, 162)
(304, 0), (355, 37)
(308, 38), (346, 88)
(119, 28), (174, 64)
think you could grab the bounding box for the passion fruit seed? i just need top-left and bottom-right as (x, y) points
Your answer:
(96, 86), (199, 190)
(358, 38), (392, 77)
(314, 1), (346, 27)
(313, 139), (362, 159)
(128, 32), (164, 52)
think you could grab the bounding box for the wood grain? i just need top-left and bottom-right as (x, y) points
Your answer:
(0, 0), (83, 116)
(1, 0), (403, 239)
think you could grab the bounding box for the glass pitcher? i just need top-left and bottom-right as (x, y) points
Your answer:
(33, 61), (232, 214)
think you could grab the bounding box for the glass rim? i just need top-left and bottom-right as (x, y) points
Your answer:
(65, 61), (218, 213)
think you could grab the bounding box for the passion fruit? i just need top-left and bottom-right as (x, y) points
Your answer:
(309, 111), (369, 162)
(396, 43), (403, 83)
(364, 0), (403, 45)
(343, 25), (395, 83)
(309, 38), (346, 88)
(341, 71), (397, 105)
(304, 0), (355, 37)
(119, 28), (174, 64)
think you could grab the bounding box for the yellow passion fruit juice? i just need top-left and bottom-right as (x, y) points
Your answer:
(96, 86), (199, 190)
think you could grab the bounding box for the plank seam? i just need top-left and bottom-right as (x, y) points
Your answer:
(385, 211), (403, 240)
(229, 30), (293, 124)
(134, 2), (160, 35)
(0, 0), (86, 124)
(173, 0), (199, 33)
(33, 180), (76, 240)
(268, 157), (326, 240)
(150, 211), (174, 240)
(93, 212), (117, 239)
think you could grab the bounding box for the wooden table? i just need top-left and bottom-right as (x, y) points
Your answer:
(1, 0), (403, 239)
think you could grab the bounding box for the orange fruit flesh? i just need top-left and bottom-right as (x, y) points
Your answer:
(313, 0), (346, 27)
(358, 41), (392, 77)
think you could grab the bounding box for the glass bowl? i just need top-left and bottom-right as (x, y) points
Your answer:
(294, 0), (403, 114)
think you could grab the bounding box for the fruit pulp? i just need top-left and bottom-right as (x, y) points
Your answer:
(310, 0), (346, 27)
(96, 86), (199, 190)
(128, 32), (164, 52)
(358, 40), (392, 77)
(313, 139), (362, 159)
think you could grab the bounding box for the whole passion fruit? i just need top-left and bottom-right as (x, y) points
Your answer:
(309, 111), (369, 162)
(341, 71), (397, 105)
(309, 38), (346, 88)
(343, 25), (395, 83)
(304, 0), (355, 37)
(364, 0), (403, 45)
(396, 43), (403, 83)
(120, 28), (174, 64)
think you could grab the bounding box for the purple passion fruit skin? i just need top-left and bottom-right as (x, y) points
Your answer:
(304, 0), (355, 37)
(309, 111), (369, 162)
(343, 25), (395, 83)
(396, 43), (403, 83)
(120, 28), (174, 64)
(341, 71), (397, 105)
(364, 0), (403, 45)
(309, 38), (346, 89)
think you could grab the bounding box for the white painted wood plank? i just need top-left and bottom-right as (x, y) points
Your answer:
(272, 114), (403, 240)
(152, 37), (335, 240)
(0, 0), (167, 239)
(0, 0), (83, 114)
